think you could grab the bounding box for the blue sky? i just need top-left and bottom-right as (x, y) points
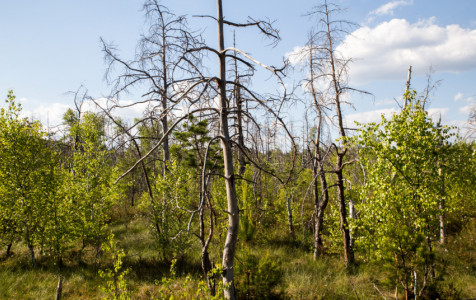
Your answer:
(1, 0), (475, 137)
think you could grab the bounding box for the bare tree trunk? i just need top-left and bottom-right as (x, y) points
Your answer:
(307, 40), (331, 259)
(413, 271), (418, 300)
(217, 1), (239, 298)
(123, 194), (128, 230)
(199, 204), (213, 293)
(55, 276), (63, 300)
(404, 65), (412, 109)
(313, 155), (330, 259)
(25, 226), (35, 265)
(286, 195), (294, 236)
(336, 155), (354, 266)
(28, 243), (35, 265)
(199, 162), (215, 294)
(161, 26), (170, 175)
(232, 36), (247, 177)
(324, 0), (354, 265)
(438, 167), (446, 244)
(6, 242), (12, 256)
(235, 81), (246, 176)
(78, 238), (86, 265)
(161, 101), (170, 175)
(349, 199), (355, 251)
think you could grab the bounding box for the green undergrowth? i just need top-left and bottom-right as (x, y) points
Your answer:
(0, 216), (475, 299)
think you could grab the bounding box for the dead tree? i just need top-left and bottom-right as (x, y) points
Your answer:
(111, 1), (293, 297)
(292, 33), (334, 258)
(404, 65), (412, 109)
(214, 2), (280, 296)
(188, 1), (294, 296)
(102, 0), (203, 176)
(305, 0), (368, 265)
(190, 1), (297, 297)
(467, 106), (476, 140)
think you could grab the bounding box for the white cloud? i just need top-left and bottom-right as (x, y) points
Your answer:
(345, 108), (398, 125)
(454, 92), (463, 101)
(286, 45), (343, 96)
(426, 107), (449, 123)
(337, 18), (476, 84)
(286, 46), (308, 66)
(447, 119), (474, 140)
(459, 103), (476, 115)
(369, 0), (412, 17)
(344, 107), (448, 126)
(20, 97), (149, 128)
(447, 120), (467, 128)
(22, 102), (71, 127)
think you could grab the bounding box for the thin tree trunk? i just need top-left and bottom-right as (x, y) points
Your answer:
(217, 1), (239, 298)
(78, 239), (86, 265)
(199, 171), (214, 294)
(404, 65), (412, 109)
(161, 76), (170, 176)
(28, 242), (35, 265)
(438, 167), (446, 244)
(323, 4), (355, 264)
(336, 155), (354, 265)
(6, 242), (12, 256)
(55, 276), (63, 300)
(314, 158), (330, 259)
(286, 195), (294, 236)
(201, 208), (214, 295)
(160, 11), (170, 176)
(236, 82), (246, 176)
(308, 41), (331, 259)
(413, 271), (418, 300)
(233, 35), (246, 177)
(349, 199), (355, 250)
(124, 195), (128, 230)
(25, 227), (35, 265)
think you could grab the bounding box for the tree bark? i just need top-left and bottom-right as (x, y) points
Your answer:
(404, 65), (412, 109)
(336, 155), (354, 266)
(324, 0), (354, 265)
(314, 158), (330, 259)
(217, 1), (239, 298)
(55, 276), (63, 300)
(161, 22), (170, 175)
(199, 174), (214, 294)
(286, 195), (294, 236)
(25, 226), (35, 265)
(308, 41), (331, 259)
(6, 242), (12, 256)
(438, 167), (446, 244)
(235, 80), (246, 177)
(349, 199), (355, 251)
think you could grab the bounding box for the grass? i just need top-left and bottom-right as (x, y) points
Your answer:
(1, 214), (475, 299)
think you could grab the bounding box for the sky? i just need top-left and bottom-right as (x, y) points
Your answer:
(0, 0), (475, 138)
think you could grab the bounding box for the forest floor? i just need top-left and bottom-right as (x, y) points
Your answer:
(1, 214), (475, 299)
